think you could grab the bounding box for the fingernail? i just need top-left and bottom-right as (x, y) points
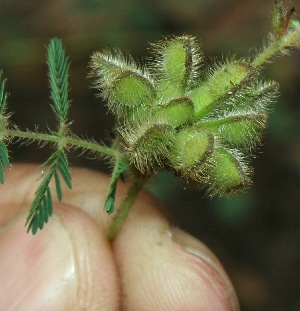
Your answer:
(170, 227), (240, 311)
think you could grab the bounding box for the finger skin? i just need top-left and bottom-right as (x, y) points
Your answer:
(112, 194), (238, 311)
(0, 204), (119, 311)
(0, 164), (239, 311)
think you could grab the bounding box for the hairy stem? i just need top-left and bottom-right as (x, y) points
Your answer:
(107, 175), (148, 240)
(6, 128), (119, 158)
(252, 30), (300, 67)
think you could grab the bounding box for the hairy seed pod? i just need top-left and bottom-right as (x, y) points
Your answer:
(218, 112), (267, 150)
(195, 111), (267, 150)
(153, 97), (194, 127)
(156, 82), (185, 103)
(109, 71), (156, 109)
(88, 22), (296, 200)
(248, 81), (279, 110)
(121, 122), (175, 173)
(90, 50), (155, 114)
(90, 49), (138, 90)
(151, 35), (203, 91)
(170, 127), (214, 170)
(207, 148), (252, 195)
(191, 60), (255, 119)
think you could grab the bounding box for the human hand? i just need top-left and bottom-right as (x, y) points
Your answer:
(0, 164), (239, 311)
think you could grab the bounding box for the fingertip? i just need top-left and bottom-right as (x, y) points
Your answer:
(0, 203), (119, 311)
(113, 196), (239, 311)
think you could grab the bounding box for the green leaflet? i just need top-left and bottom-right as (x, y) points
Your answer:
(0, 141), (10, 168)
(0, 74), (9, 184)
(57, 152), (72, 189)
(54, 170), (62, 201)
(29, 185), (52, 234)
(26, 174), (52, 234)
(104, 158), (129, 214)
(47, 38), (70, 122)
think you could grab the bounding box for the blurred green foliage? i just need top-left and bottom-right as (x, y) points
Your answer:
(1, 1), (300, 310)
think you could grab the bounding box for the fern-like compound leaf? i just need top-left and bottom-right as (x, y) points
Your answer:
(47, 38), (70, 122)
(26, 150), (72, 234)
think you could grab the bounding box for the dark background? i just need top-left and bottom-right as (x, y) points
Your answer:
(1, 1), (300, 310)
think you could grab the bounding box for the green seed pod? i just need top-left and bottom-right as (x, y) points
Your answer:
(207, 148), (251, 195)
(156, 81), (185, 103)
(220, 80), (279, 112)
(191, 60), (255, 119)
(218, 112), (267, 150)
(151, 35), (203, 91)
(121, 121), (175, 173)
(163, 39), (186, 85)
(195, 111), (267, 150)
(90, 50), (155, 115)
(109, 71), (156, 109)
(170, 127), (214, 170)
(153, 97), (194, 127)
(90, 49), (135, 89)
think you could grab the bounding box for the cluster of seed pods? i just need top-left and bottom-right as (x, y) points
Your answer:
(91, 36), (278, 196)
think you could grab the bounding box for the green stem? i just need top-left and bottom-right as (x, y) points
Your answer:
(252, 30), (300, 67)
(6, 128), (119, 158)
(107, 175), (148, 240)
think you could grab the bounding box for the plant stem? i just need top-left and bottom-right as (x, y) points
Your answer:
(107, 175), (148, 240)
(252, 30), (300, 67)
(6, 128), (119, 158)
